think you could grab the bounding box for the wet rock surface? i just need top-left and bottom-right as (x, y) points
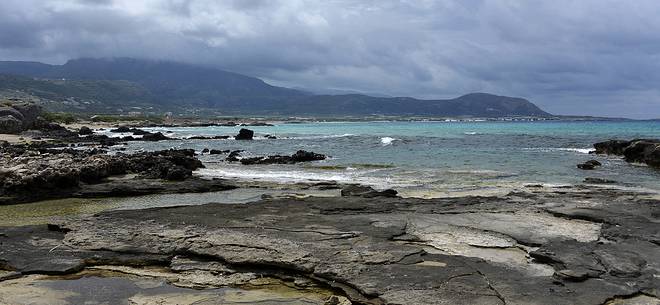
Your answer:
(340, 185), (398, 198)
(594, 139), (660, 168)
(234, 128), (254, 140)
(577, 160), (602, 170)
(0, 185), (658, 304)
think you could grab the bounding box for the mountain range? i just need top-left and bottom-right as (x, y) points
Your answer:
(0, 58), (550, 117)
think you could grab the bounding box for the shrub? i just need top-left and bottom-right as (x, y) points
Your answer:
(41, 112), (77, 124)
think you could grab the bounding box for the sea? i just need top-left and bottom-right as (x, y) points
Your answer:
(104, 120), (660, 198)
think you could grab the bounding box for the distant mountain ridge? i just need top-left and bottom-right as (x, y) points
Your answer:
(0, 58), (550, 117)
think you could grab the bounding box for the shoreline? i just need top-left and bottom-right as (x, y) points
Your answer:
(1, 184), (658, 304)
(0, 117), (659, 304)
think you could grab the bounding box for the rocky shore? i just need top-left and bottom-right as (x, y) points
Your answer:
(593, 139), (660, 168)
(1, 106), (659, 304)
(0, 144), (235, 204)
(0, 184), (658, 304)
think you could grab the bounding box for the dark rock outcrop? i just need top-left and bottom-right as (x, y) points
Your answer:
(141, 132), (169, 141)
(78, 126), (93, 135)
(10, 102), (41, 129)
(0, 115), (22, 133)
(0, 147), (209, 204)
(110, 126), (131, 133)
(577, 160), (601, 170)
(209, 149), (230, 155)
(340, 185), (398, 198)
(593, 139), (660, 168)
(240, 150), (326, 165)
(594, 140), (632, 155)
(622, 139), (660, 167)
(0, 102), (42, 133)
(234, 128), (254, 140)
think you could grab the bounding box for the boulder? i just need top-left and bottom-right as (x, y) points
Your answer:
(594, 140), (632, 155)
(11, 102), (41, 129)
(209, 149), (230, 155)
(577, 163), (595, 170)
(110, 126), (131, 133)
(577, 160), (602, 170)
(0, 106), (24, 121)
(142, 132), (169, 141)
(0, 102), (42, 133)
(622, 139), (660, 167)
(291, 150), (326, 162)
(0, 115), (23, 134)
(78, 126), (93, 135)
(234, 128), (254, 140)
(593, 139), (660, 168)
(131, 129), (151, 135)
(201, 148), (210, 154)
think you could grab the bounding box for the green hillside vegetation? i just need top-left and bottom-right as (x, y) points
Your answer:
(0, 58), (551, 117)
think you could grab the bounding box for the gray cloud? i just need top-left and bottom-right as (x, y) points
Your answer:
(0, 0), (659, 118)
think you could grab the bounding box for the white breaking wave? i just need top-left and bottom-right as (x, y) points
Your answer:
(196, 167), (420, 189)
(93, 131), (143, 139)
(464, 132), (479, 135)
(555, 148), (595, 154)
(523, 148), (594, 154)
(381, 137), (396, 145)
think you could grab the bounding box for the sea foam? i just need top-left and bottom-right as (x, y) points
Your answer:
(381, 137), (396, 145)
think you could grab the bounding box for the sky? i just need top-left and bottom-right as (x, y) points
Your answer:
(1, 0), (659, 118)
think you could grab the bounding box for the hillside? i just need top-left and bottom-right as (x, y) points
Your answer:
(0, 58), (551, 117)
(0, 74), (155, 112)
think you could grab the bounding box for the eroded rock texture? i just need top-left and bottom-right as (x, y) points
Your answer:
(0, 147), (235, 204)
(594, 139), (660, 168)
(1, 185), (658, 304)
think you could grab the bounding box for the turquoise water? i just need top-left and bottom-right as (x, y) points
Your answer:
(111, 120), (660, 197)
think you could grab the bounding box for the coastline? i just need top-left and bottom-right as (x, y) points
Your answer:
(0, 118), (659, 304)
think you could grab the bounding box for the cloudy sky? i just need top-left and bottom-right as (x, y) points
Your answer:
(1, 0), (659, 118)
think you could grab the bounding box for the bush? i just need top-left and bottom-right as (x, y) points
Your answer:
(41, 112), (77, 124)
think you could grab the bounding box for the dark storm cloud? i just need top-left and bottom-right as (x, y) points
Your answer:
(0, 0), (659, 118)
